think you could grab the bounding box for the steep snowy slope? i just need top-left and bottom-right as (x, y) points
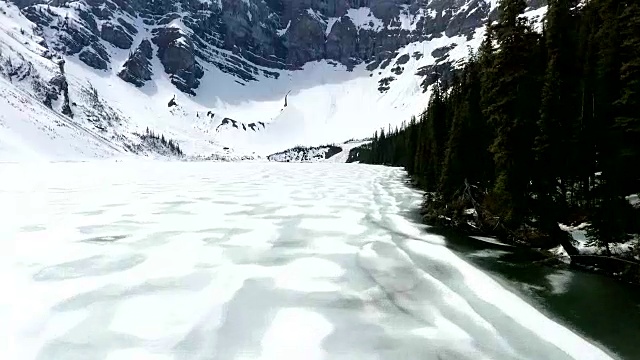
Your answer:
(0, 76), (119, 161)
(0, 1), (196, 161)
(0, 0), (546, 160)
(0, 2), (119, 161)
(211, 34), (479, 155)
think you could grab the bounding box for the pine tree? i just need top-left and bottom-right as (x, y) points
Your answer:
(439, 59), (489, 201)
(615, 1), (640, 194)
(465, 57), (493, 187)
(413, 112), (428, 184)
(484, 0), (540, 225)
(406, 115), (419, 175)
(574, 1), (601, 209)
(440, 90), (467, 201)
(534, 0), (580, 233)
(586, 0), (626, 250)
(421, 84), (447, 191)
(378, 128), (386, 164)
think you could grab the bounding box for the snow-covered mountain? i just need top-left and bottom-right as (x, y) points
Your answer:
(0, 0), (546, 161)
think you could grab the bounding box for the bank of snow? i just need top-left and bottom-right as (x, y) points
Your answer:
(558, 223), (638, 258)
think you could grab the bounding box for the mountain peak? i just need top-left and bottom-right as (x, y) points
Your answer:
(0, 0), (546, 161)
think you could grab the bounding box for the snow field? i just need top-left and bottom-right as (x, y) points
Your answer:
(1, 161), (615, 360)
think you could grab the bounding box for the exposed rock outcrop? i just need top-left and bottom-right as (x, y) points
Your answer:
(431, 44), (457, 60)
(284, 10), (327, 67)
(118, 39), (153, 87)
(152, 28), (204, 95)
(326, 16), (357, 69)
(79, 49), (108, 70)
(17, 0), (547, 95)
(100, 22), (133, 49)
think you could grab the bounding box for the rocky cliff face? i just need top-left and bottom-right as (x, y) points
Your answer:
(13, 0), (545, 95)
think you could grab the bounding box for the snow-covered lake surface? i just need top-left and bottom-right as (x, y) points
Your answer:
(2, 162), (616, 360)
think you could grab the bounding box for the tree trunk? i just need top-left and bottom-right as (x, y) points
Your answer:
(554, 224), (580, 257)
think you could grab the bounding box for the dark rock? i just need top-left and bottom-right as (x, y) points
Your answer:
(395, 54), (410, 65)
(10, 0), (45, 8)
(101, 23), (133, 49)
(32, 76), (59, 108)
(117, 18), (138, 35)
(20, 0), (549, 94)
(366, 58), (382, 71)
(326, 16), (357, 66)
(79, 49), (108, 70)
(57, 25), (95, 55)
(77, 8), (99, 33)
(168, 95), (177, 107)
(378, 76), (395, 93)
(61, 100), (73, 117)
(370, 0), (401, 22)
(490, 0), (547, 21)
(153, 27), (204, 94)
(357, 29), (376, 62)
(431, 44), (457, 59)
(83, 0), (104, 7)
(527, 0), (547, 9)
(118, 39), (153, 87)
(324, 146), (342, 159)
(48, 73), (67, 90)
(111, 0), (136, 16)
(137, 39), (153, 60)
(157, 13), (181, 26)
(284, 9), (326, 67)
(380, 57), (393, 70)
(21, 6), (54, 26)
(416, 62), (455, 91)
(203, 0), (288, 70)
(91, 5), (114, 20)
(91, 42), (110, 62)
(372, 31), (406, 64)
(445, 1), (488, 38)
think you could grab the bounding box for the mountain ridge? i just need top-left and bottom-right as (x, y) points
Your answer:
(0, 0), (546, 161)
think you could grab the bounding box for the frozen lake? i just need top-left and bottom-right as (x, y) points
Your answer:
(1, 162), (616, 360)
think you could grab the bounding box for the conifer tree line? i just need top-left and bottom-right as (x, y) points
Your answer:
(361, 0), (640, 253)
(142, 127), (184, 156)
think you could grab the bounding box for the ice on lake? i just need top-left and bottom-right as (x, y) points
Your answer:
(1, 161), (613, 360)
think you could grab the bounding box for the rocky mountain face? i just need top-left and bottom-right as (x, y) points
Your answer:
(13, 0), (544, 95)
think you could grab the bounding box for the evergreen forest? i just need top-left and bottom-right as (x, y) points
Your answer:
(356, 0), (640, 273)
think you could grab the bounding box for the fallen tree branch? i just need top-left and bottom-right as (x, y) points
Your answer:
(570, 254), (640, 267)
